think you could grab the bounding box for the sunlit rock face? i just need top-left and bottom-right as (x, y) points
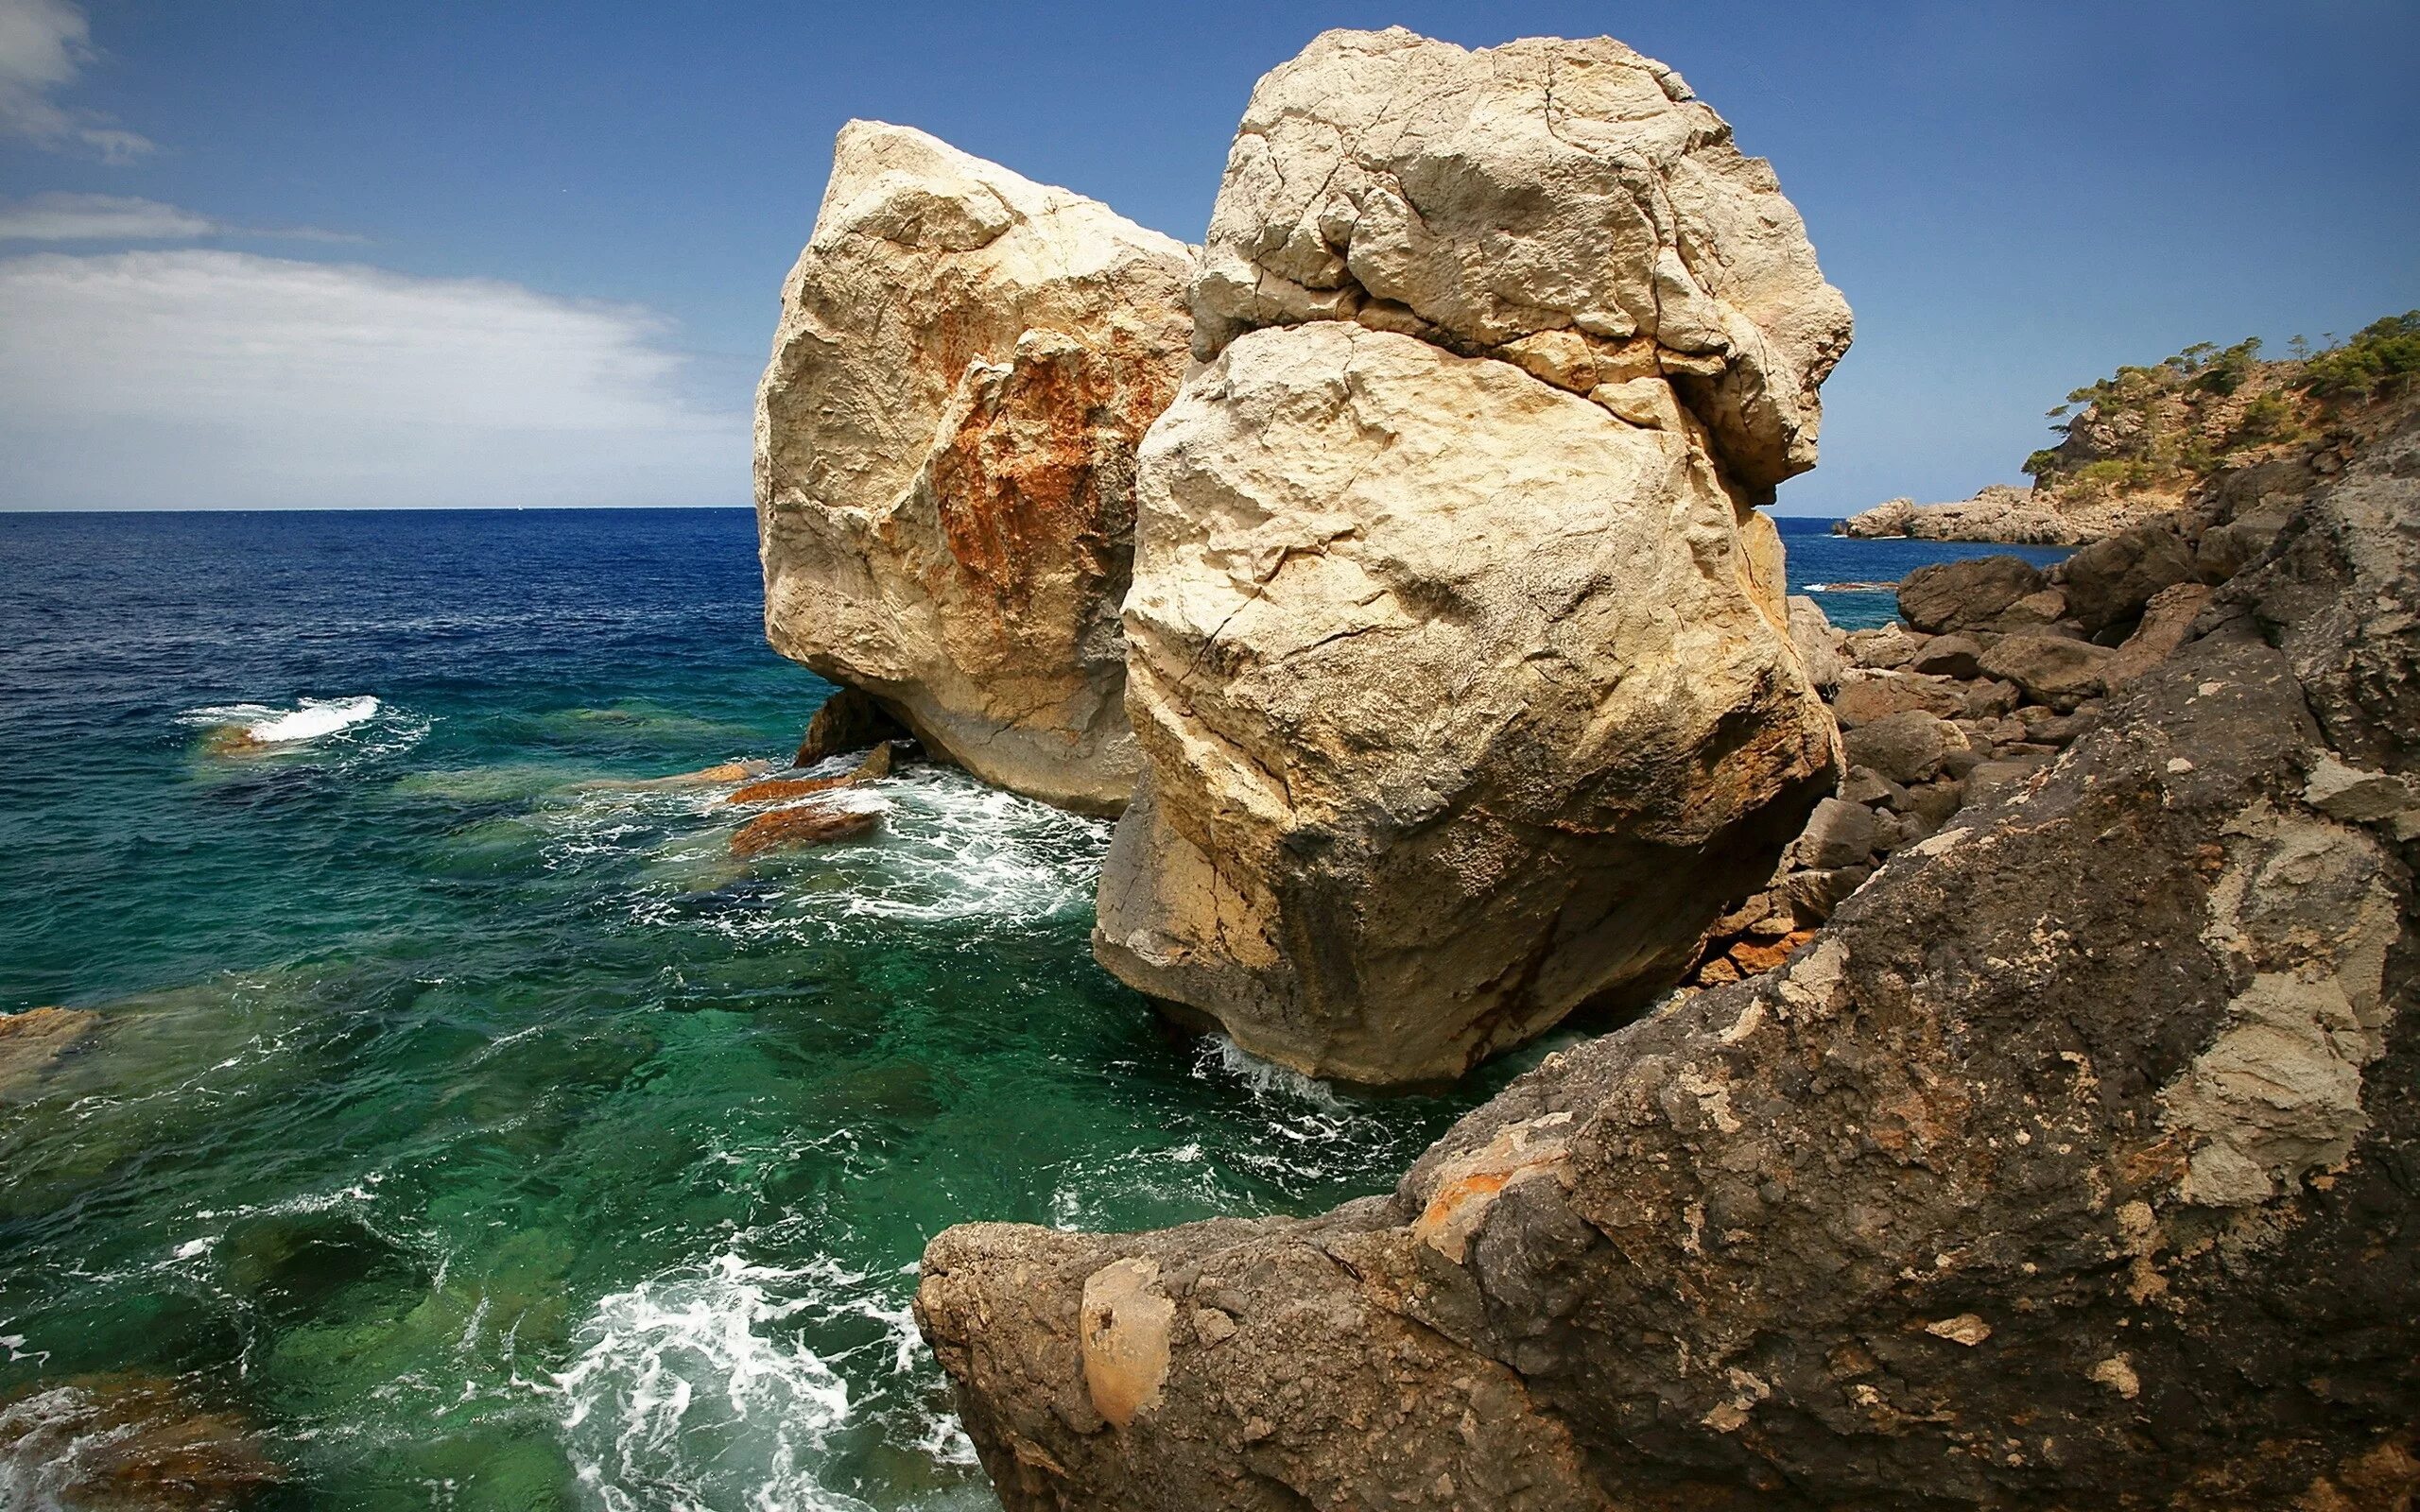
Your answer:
(755, 121), (1192, 815)
(1189, 26), (1853, 495)
(1091, 28), (1848, 1084)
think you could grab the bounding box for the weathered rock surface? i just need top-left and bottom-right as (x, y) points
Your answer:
(1836, 483), (2156, 546)
(2060, 523), (2200, 634)
(1897, 554), (2046, 634)
(1094, 27), (1848, 1085)
(1098, 320), (1837, 1084)
(729, 796), (885, 858)
(755, 121), (1192, 815)
(1189, 26), (1851, 495)
(922, 407), (2420, 1510)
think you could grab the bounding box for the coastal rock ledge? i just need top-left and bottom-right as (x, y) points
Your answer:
(919, 409), (2420, 1508)
(1091, 27), (1848, 1085)
(754, 121), (1192, 814)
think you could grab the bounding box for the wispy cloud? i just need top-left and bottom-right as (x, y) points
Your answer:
(0, 249), (747, 508)
(0, 192), (364, 243)
(0, 0), (150, 161)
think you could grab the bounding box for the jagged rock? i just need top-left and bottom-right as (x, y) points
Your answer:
(2061, 524), (2200, 633)
(791, 684), (907, 767)
(1828, 673), (1966, 729)
(1786, 595), (1844, 694)
(1780, 865), (1871, 925)
(1897, 555), (2047, 634)
(1098, 320), (1838, 1084)
(1835, 482), (2138, 545)
(1839, 765), (1909, 810)
(1841, 709), (1961, 786)
(1791, 798), (1879, 870)
(2103, 581), (2216, 688)
(1962, 754), (2052, 811)
(726, 741), (893, 806)
(730, 798), (884, 858)
(921, 407), (2420, 1512)
(1910, 632), (1983, 679)
(1188, 26), (1851, 494)
(1841, 624), (1924, 673)
(755, 121), (1192, 814)
(1979, 632), (2116, 708)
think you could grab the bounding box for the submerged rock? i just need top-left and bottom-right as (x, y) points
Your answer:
(0, 1005), (97, 1099)
(921, 404), (2420, 1512)
(755, 121), (1192, 815)
(1098, 321), (1836, 1085)
(1093, 27), (1846, 1085)
(0, 1373), (282, 1511)
(726, 740), (894, 806)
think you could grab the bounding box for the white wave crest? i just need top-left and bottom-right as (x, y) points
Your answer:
(182, 695), (381, 743)
(555, 1252), (871, 1512)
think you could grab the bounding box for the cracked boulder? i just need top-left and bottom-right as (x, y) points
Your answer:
(925, 408), (2420, 1510)
(1190, 26), (1852, 494)
(1095, 319), (1837, 1084)
(755, 121), (1192, 814)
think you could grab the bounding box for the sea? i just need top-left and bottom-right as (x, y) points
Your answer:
(0, 509), (2066, 1511)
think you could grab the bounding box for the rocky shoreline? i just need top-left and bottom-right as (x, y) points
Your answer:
(736, 23), (2419, 1509)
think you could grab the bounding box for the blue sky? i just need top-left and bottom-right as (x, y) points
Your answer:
(1, 0), (2413, 512)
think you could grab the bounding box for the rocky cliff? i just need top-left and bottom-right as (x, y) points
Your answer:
(918, 402), (2420, 1511)
(754, 121), (1192, 814)
(1091, 27), (1850, 1085)
(1839, 316), (2419, 545)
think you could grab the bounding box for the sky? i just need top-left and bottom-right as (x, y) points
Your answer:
(0, 1), (2413, 514)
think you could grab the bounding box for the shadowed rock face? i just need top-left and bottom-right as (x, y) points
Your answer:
(1190, 26), (1852, 495)
(924, 410), (2420, 1509)
(754, 121), (1192, 816)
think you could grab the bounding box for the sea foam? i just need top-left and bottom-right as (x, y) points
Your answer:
(182, 695), (381, 743)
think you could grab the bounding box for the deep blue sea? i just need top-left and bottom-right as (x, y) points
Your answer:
(0, 508), (2063, 1510)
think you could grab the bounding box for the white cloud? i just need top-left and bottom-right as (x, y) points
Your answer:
(0, 192), (215, 240)
(0, 249), (749, 507)
(0, 0), (150, 160)
(0, 191), (364, 243)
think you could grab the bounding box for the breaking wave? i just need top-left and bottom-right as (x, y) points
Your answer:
(182, 695), (382, 744)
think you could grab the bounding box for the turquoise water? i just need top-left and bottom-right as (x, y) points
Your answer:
(0, 509), (2059, 1510)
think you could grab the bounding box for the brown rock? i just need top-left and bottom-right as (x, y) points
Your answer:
(1828, 673), (1966, 729)
(727, 742), (894, 806)
(1727, 928), (1818, 974)
(0, 1005), (97, 1099)
(1991, 587), (2073, 633)
(2103, 581), (2216, 688)
(1841, 709), (1961, 785)
(1910, 632), (1983, 679)
(0, 1373), (282, 1510)
(2060, 523), (2199, 633)
(756, 122), (1192, 814)
(1897, 555), (2047, 634)
(1978, 631), (2116, 708)
(729, 799), (884, 858)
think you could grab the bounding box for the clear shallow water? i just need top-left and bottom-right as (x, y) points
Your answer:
(0, 509), (2057, 1510)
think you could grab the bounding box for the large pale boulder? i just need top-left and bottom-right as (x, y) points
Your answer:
(1097, 321), (1837, 1084)
(754, 121), (1192, 814)
(1190, 27), (1852, 493)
